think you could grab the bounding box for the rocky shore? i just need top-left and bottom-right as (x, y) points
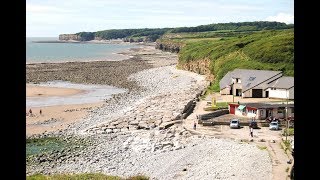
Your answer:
(26, 44), (272, 179)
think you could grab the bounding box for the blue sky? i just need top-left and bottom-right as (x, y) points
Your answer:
(26, 0), (294, 37)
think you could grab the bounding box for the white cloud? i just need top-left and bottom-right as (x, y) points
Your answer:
(265, 13), (294, 24)
(26, 4), (69, 13)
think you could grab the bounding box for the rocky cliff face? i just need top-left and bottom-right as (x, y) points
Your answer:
(177, 58), (214, 81)
(155, 41), (182, 53)
(59, 34), (81, 41)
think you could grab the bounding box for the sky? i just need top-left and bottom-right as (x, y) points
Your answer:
(26, 0), (294, 37)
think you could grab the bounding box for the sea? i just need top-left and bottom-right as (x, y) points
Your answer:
(26, 37), (137, 63)
(26, 37), (136, 107)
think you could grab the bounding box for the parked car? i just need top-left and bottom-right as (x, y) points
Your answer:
(269, 121), (279, 130)
(249, 120), (258, 129)
(230, 119), (240, 129)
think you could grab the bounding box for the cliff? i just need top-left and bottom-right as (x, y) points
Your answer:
(155, 41), (183, 53)
(59, 34), (81, 41)
(177, 58), (214, 81)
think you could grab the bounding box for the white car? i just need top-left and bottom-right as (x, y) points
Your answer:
(269, 121), (279, 130)
(230, 119), (240, 129)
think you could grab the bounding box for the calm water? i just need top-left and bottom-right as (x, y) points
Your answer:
(26, 81), (127, 108)
(26, 37), (137, 63)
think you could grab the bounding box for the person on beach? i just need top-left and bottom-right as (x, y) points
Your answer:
(29, 109), (33, 116)
(193, 121), (197, 130)
(40, 109), (42, 115)
(250, 127), (253, 137)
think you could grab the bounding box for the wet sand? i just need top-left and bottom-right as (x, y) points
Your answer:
(26, 102), (103, 136)
(26, 84), (85, 97)
(26, 44), (177, 136)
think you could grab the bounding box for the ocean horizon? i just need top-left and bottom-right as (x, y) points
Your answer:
(26, 37), (137, 63)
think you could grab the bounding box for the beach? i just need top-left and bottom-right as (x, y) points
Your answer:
(26, 43), (274, 179)
(26, 43), (178, 136)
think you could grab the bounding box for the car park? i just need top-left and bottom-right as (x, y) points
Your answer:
(269, 121), (279, 130)
(230, 119), (240, 129)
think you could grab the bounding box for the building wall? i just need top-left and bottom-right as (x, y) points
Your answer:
(288, 87), (294, 100)
(220, 88), (230, 95)
(283, 107), (294, 118)
(232, 83), (242, 96)
(268, 88), (288, 99)
(257, 109), (266, 119)
(247, 110), (257, 118)
(289, 107), (294, 118)
(235, 108), (246, 117)
(272, 109), (286, 119)
(242, 90), (252, 98)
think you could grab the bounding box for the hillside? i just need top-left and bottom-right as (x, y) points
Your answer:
(58, 21), (294, 92)
(157, 29), (294, 92)
(59, 21), (292, 42)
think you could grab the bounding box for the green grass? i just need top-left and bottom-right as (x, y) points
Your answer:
(287, 128), (294, 136)
(282, 128), (294, 136)
(170, 29), (293, 90)
(282, 140), (291, 153)
(26, 173), (149, 180)
(257, 146), (267, 150)
(215, 102), (228, 108)
(203, 101), (229, 111)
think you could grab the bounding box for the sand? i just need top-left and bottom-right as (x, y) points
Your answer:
(26, 84), (85, 97)
(26, 102), (103, 136)
(26, 85), (103, 136)
(25, 44), (177, 136)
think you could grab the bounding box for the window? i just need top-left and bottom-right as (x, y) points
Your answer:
(260, 110), (263, 116)
(249, 77), (256, 81)
(278, 107), (285, 113)
(291, 107), (294, 113)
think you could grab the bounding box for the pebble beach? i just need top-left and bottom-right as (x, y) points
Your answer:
(26, 43), (273, 179)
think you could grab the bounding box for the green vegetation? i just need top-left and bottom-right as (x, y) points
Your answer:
(26, 137), (85, 157)
(203, 101), (229, 111)
(175, 29), (293, 91)
(170, 21), (293, 33)
(70, 22), (293, 93)
(72, 21), (293, 42)
(75, 32), (95, 41)
(257, 146), (267, 150)
(282, 127), (294, 136)
(286, 167), (290, 172)
(26, 173), (149, 180)
(94, 28), (171, 41)
(215, 102), (229, 108)
(282, 140), (291, 153)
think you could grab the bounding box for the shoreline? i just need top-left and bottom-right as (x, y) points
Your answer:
(26, 43), (276, 180)
(26, 43), (178, 136)
(26, 102), (104, 136)
(26, 46), (146, 65)
(26, 84), (85, 97)
(32, 39), (125, 44)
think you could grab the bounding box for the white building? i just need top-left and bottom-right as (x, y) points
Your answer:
(264, 76), (294, 100)
(219, 69), (294, 100)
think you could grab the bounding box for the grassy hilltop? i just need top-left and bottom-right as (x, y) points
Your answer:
(66, 21), (294, 92)
(157, 28), (294, 92)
